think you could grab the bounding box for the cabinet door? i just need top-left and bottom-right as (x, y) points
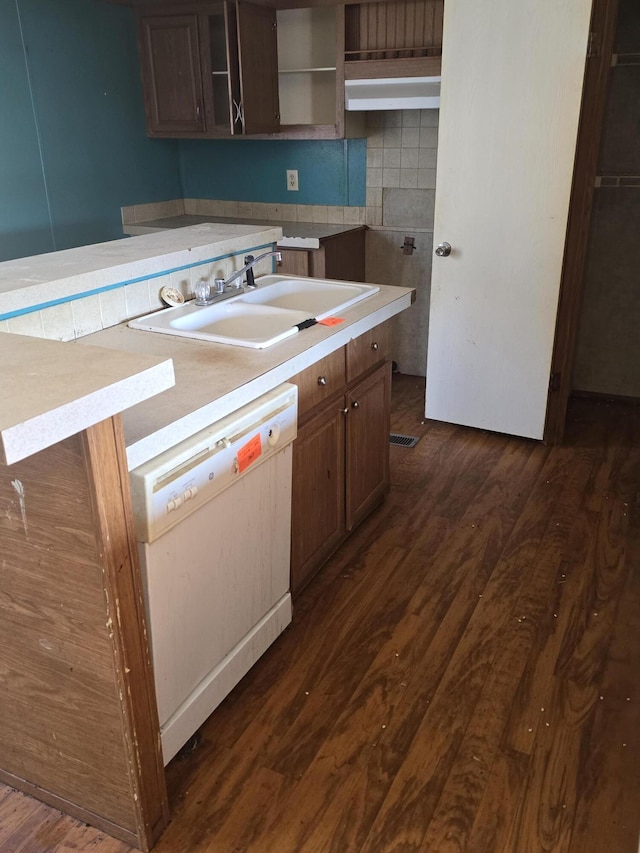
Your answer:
(291, 402), (346, 595)
(277, 249), (310, 277)
(345, 362), (390, 531)
(236, 1), (280, 134)
(139, 15), (207, 135)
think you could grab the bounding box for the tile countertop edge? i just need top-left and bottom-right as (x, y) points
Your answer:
(82, 284), (414, 472)
(0, 334), (175, 466)
(0, 224), (282, 317)
(123, 217), (368, 250)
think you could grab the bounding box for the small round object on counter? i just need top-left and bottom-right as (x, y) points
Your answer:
(159, 286), (185, 307)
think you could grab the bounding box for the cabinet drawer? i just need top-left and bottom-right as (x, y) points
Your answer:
(346, 321), (390, 382)
(293, 348), (346, 419)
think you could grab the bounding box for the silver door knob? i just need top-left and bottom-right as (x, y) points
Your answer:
(435, 241), (452, 257)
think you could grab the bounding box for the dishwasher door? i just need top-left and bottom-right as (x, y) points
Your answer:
(131, 384), (297, 765)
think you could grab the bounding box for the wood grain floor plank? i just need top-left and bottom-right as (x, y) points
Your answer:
(2, 384), (639, 853)
(504, 488), (636, 849)
(567, 460), (640, 853)
(465, 747), (531, 853)
(501, 446), (613, 756)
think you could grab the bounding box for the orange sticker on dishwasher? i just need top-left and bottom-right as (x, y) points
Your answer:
(237, 433), (262, 473)
(318, 317), (344, 326)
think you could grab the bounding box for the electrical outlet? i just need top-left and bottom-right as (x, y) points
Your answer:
(286, 169), (299, 191)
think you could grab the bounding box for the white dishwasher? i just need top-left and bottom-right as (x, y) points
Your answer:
(130, 383), (297, 765)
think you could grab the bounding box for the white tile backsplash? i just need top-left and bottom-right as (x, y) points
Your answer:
(400, 170), (419, 189)
(7, 311), (45, 338)
(41, 302), (75, 341)
(384, 127), (402, 148)
(364, 108), (439, 226)
(417, 168), (437, 189)
(382, 168), (401, 188)
(401, 148), (419, 169)
(401, 110), (421, 127)
(420, 126), (439, 148)
(366, 187), (383, 208)
(124, 281), (152, 321)
(401, 127), (421, 148)
(71, 294), (103, 338)
(419, 148), (438, 170)
(311, 206), (329, 223)
(383, 149), (402, 169)
(251, 202), (268, 220)
(367, 129), (385, 149)
(366, 168), (383, 188)
(100, 287), (129, 329)
(420, 110), (439, 128)
(367, 147), (384, 169)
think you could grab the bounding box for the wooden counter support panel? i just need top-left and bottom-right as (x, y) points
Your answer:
(277, 228), (366, 283)
(0, 417), (168, 851)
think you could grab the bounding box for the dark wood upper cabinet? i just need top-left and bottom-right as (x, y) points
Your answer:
(344, 0), (443, 79)
(236, 2), (280, 133)
(135, 0), (443, 140)
(137, 1), (280, 137)
(139, 14), (207, 134)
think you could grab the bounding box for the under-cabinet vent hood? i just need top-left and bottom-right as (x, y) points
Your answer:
(345, 76), (441, 111)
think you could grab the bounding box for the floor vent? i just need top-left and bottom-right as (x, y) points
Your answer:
(389, 433), (420, 448)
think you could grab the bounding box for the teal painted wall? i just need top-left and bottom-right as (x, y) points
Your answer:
(0, 1), (367, 264)
(179, 138), (366, 207)
(0, 0), (181, 262)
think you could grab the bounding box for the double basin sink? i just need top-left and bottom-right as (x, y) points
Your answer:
(129, 275), (380, 348)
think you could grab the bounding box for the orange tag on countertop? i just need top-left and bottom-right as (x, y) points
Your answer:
(237, 433), (262, 473)
(318, 317), (344, 327)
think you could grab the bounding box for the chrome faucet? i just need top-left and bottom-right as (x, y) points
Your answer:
(194, 250), (282, 306)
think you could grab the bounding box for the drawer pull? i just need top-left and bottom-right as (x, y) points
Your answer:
(371, 342), (379, 351)
(352, 401), (360, 409)
(340, 407), (349, 415)
(317, 376), (327, 386)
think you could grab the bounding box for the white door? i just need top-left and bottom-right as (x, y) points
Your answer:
(425, 0), (593, 439)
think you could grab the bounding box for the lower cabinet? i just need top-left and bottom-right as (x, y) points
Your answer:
(291, 402), (346, 593)
(290, 322), (391, 595)
(346, 363), (390, 531)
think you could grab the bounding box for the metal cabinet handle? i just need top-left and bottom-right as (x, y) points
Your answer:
(435, 241), (452, 257)
(340, 407), (349, 414)
(371, 342), (379, 351)
(352, 401), (360, 409)
(317, 376), (327, 386)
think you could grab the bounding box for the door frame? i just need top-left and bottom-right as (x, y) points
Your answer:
(544, 0), (619, 444)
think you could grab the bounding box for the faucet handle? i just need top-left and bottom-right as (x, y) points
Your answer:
(194, 279), (211, 305)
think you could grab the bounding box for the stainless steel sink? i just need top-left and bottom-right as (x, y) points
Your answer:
(128, 275), (379, 348)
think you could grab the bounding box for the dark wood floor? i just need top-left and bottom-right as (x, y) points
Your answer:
(2, 375), (640, 853)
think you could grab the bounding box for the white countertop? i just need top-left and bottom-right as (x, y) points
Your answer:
(0, 333), (175, 466)
(1, 224), (412, 471)
(124, 216), (364, 250)
(84, 282), (414, 471)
